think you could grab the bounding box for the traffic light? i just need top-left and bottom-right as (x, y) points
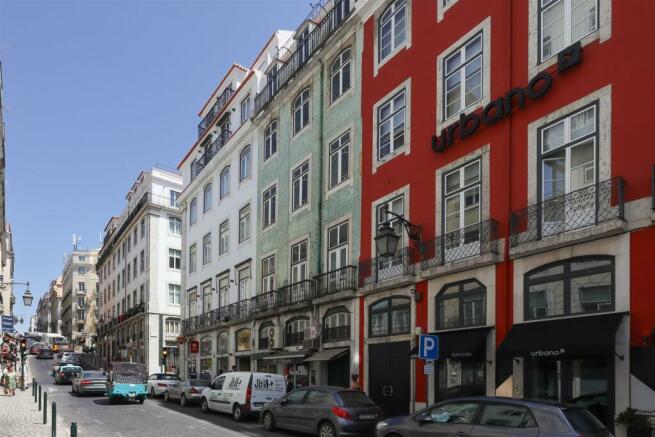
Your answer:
(19, 339), (27, 354)
(161, 348), (168, 366)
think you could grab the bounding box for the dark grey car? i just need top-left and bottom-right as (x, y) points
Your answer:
(375, 397), (614, 437)
(261, 386), (383, 437)
(164, 379), (210, 406)
(72, 370), (108, 395)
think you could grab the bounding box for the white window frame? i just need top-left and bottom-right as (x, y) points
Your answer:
(443, 32), (483, 121)
(238, 204), (251, 243)
(202, 233), (212, 265)
(220, 166), (230, 199)
(240, 94), (251, 125)
(330, 47), (352, 104)
(293, 88), (311, 135)
(261, 255), (276, 293)
(219, 220), (229, 255)
(327, 221), (349, 271)
(217, 275), (229, 308)
(290, 239), (309, 283)
(378, 0), (408, 64)
(239, 145), (252, 182)
(237, 264), (251, 301)
(169, 248), (181, 270)
(291, 160), (310, 212)
(262, 183), (277, 229)
(189, 244), (197, 273)
(328, 131), (351, 190)
(539, 0), (598, 63)
(169, 216), (182, 235)
(168, 284), (181, 305)
(203, 183), (213, 213)
(189, 198), (198, 225)
(264, 120), (278, 162)
(376, 88), (406, 162)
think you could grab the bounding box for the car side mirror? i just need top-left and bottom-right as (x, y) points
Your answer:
(417, 414), (433, 425)
(280, 399), (289, 406)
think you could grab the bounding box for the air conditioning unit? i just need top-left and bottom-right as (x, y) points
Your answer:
(303, 338), (319, 351)
(269, 326), (283, 350)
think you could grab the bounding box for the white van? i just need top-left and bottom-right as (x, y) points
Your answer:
(200, 372), (286, 421)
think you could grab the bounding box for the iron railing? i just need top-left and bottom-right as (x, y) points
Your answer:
(359, 247), (417, 287)
(285, 332), (304, 347)
(197, 86), (235, 139)
(510, 177), (625, 247)
(191, 130), (233, 181)
(254, 0), (351, 115)
(314, 265), (357, 296)
(421, 220), (498, 270)
(250, 291), (278, 314)
(278, 280), (314, 306)
(322, 325), (350, 343)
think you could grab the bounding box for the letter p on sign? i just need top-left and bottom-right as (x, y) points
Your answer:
(418, 335), (439, 360)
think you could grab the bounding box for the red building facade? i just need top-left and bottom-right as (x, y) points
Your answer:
(356, 0), (655, 427)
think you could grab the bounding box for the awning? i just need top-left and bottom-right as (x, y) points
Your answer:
(262, 351), (311, 362)
(497, 313), (625, 359)
(409, 327), (491, 360)
(304, 347), (349, 362)
(251, 350), (275, 360)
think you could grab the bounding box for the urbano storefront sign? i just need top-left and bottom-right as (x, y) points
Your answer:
(432, 42), (583, 153)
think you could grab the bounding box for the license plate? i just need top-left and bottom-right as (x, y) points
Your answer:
(360, 414), (376, 420)
(129, 384), (135, 387)
(129, 393), (136, 398)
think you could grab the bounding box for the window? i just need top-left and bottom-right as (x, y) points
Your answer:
(202, 283), (212, 314)
(219, 220), (229, 255)
(378, 0), (407, 62)
(239, 146), (251, 182)
(141, 219), (146, 239)
(237, 265), (250, 300)
(133, 258), (137, 280)
(217, 275), (229, 308)
(127, 265), (131, 284)
(443, 160), (481, 253)
(78, 282), (86, 292)
(478, 404), (537, 428)
(235, 328), (252, 352)
(330, 48), (351, 103)
(79, 256), (86, 262)
(369, 296), (411, 337)
(262, 255), (276, 293)
(188, 289), (197, 318)
(329, 131), (350, 189)
(291, 161), (310, 211)
(77, 310), (85, 321)
(202, 233), (212, 265)
(240, 94), (251, 124)
(264, 120), (278, 161)
(127, 235), (131, 252)
(78, 267), (86, 275)
(420, 402), (480, 424)
(170, 190), (180, 207)
(169, 216), (182, 235)
(189, 244), (197, 273)
(168, 249), (181, 269)
(525, 256), (613, 320)
(328, 221), (349, 271)
(297, 26), (310, 65)
(165, 320), (180, 335)
(239, 204), (251, 243)
(262, 184), (277, 228)
(436, 280), (486, 330)
(443, 33), (483, 120)
(377, 90), (406, 160)
(540, 0), (597, 62)
(77, 297), (85, 307)
(290, 240), (308, 282)
(203, 183), (213, 213)
(376, 194), (405, 248)
(293, 88), (310, 135)
(286, 317), (309, 347)
(323, 307), (350, 342)
(189, 198), (198, 225)
(539, 105), (597, 234)
(140, 284), (144, 304)
(219, 166), (230, 198)
(140, 250), (145, 273)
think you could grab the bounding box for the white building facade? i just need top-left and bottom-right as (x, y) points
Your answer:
(61, 249), (99, 349)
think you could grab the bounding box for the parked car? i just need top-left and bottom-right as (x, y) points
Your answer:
(36, 348), (53, 359)
(107, 362), (148, 404)
(201, 372), (287, 421)
(54, 365), (83, 385)
(72, 370), (108, 396)
(164, 379), (210, 406)
(146, 373), (181, 397)
(261, 386), (382, 437)
(375, 397), (614, 437)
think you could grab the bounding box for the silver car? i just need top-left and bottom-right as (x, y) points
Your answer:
(376, 397), (614, 437)
(72, 370), (109, 396)
(163, 379), (210, 406)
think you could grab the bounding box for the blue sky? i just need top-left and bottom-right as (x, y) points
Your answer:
(0, 0), (309, 331)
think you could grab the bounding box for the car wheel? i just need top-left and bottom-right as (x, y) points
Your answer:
(318, 421), (336, 437)
(164, 391), (170, 402)
(262, 411), (275, 431)
(201, 398), (209, 413)
(138, 397), (145, 404)
(150, 387), (155, 398)
(180, 394), (187, 407)
(232, 403), (243, 422)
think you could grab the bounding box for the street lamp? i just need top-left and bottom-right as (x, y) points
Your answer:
(374, 210), (423, 257)
(22, 286), (33, 307)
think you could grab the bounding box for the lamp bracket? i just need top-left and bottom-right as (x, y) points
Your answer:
(382, 210), (423, 244)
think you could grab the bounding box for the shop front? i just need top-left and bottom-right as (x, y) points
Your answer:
(215, 331), (229, 374)
(199, 336), (213, 380)
(304, 347), (350, 388)
(235, 328), (252, 371)
(261, 351), (313, 390)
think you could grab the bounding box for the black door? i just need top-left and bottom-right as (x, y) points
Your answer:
(369, 341), (410, 418)
(327, 352), (350, 387)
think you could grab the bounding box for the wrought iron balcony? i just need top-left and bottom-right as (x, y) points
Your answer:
(250, 291), (278, 314)
(421, 220), (498, 271)
(322, 325), (350, 343)
(314, 265), (357, 297)
(191, 130), (233, 181)
(277, 280), (314, 307)
(197, 86), (235, 139)
(285, 332), (304, 347)
(254, 0), (351, 115)
(223, 299), (251, 323)
(510, 177), (625, 247)
(359, 247), (417, 287)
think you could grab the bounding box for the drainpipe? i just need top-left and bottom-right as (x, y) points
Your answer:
(314, 59), (326, 334)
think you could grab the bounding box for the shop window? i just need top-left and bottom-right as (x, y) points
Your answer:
(216, 331), (229, 354)
(200, 336), (212, 356)
(525, 256), (613, 320)
(235, 328), (252, 352)
(369, 296), (410, 337)
(436, 279), (485, 330)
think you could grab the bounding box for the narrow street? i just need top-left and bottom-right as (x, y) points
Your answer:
(30, 357), (296, 437)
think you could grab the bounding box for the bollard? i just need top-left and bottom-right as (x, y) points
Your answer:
(32, 378), (36, 396)
(70, 422), (77, 437)
(52, 401), (56, 437)
(43, 392), (48, 425)
(39, 385), (42, 411)
(34, 381), (38, 402)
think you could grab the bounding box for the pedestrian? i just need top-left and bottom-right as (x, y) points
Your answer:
(3, 363), (16, 396)
(218, 368), (225, 376)
(350, 374), (361, 391)
(285, 374), (294, 393)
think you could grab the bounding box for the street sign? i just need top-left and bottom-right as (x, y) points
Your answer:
(418, 334), (439, 360)
(1, 315), (14, 332)
(424, 360), (434, 375)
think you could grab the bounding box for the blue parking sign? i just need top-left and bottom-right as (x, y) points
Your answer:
(418, 335), (439, 360)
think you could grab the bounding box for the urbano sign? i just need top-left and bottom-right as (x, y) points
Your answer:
(432, 42), (583, 153)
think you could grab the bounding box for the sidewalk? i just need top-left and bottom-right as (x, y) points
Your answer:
(0, 377), (69, 436)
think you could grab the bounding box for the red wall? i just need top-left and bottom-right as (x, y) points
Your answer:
(630, 228), (655, 347)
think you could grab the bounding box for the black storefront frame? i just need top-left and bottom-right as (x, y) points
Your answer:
(435, 278), (486, 330)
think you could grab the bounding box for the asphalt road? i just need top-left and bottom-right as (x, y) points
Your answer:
(29, 356), (299, 437)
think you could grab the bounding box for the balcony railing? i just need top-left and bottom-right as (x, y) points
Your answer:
(285, 332), (304, 347)
(510, 177), (625, 247)
(278, 280), (314, 307)
(250, 291), (278, 314)
(359, 247), (417, 287)
(254, 0), (351, 115)
(421, 220), (498, 270)
(314, 266), (357, 297)
(191, 130), (233, 181)
(436, 315), (486, 331)
(323, 325), (350, 343)
(197, 86), (235, 139)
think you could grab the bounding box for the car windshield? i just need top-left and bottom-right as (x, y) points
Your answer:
(189, 380), (210, 386)
(159, 374), (180, 380)
(338, 391), (376, 407)
(563, 408), (606, 432)
(84, 371), (107, 378)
